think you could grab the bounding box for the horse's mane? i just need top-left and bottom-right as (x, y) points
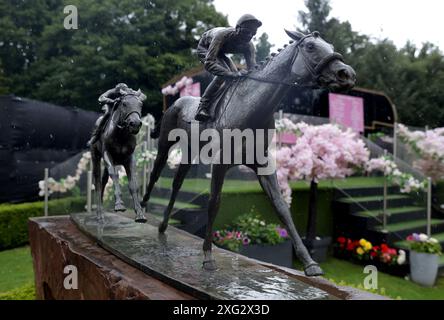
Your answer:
(254, 40), (295, 72)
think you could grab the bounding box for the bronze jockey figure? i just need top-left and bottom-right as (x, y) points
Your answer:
(88, 83), (135, 146)
(194, 14), (262, 122)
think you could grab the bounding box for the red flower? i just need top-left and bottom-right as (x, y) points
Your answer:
(370, 251), (377, 258)
(381, 244), (389, 253)
(337, 237), (346, 244)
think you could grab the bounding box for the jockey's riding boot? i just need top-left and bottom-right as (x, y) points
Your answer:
(195, 77), (221, 122)
(87, 114), (107, 147)
(195, 101), (212, 122)
(87, 129), (99, 147)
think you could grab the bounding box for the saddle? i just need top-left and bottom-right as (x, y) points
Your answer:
(205, 80), (238, 123)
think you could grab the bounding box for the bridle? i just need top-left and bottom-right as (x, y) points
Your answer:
(296, 33), (344, 80)
(111, 94), (143, 129)
(243, 32), (344, 87)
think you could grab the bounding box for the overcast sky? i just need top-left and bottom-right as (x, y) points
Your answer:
(212, 0), (443, 50)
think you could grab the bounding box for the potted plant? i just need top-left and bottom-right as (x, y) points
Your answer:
(213, 208), (293, 268)
(406, 233), (442, 287)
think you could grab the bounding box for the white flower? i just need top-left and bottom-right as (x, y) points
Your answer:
(418, 233), (428, 242)
(397, 250), (406, 265)
(429, 238), (439, 244)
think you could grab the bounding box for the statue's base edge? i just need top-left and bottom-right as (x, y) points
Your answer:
(28, 216), (193, 300)
(28, 215), (388, 300)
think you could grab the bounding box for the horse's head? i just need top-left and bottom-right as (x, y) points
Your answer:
(112, 89), (146, 134)
(285, 30), (356, 91)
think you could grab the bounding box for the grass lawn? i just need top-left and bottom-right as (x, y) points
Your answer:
(0, 246), (35, 299)
(302, 257), (444, 300)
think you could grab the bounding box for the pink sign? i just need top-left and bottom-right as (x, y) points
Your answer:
(329, 93), (364, 133)
(180, 82), (201, 97)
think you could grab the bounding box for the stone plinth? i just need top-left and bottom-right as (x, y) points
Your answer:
(29, 214), (387, 300)
(28, 216), (193, 300)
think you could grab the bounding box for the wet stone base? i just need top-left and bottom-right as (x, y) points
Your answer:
(29, 213), (387, 300)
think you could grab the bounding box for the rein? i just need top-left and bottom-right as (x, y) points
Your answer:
(213, 33), (344, 123)
(242, 33), (343, 87)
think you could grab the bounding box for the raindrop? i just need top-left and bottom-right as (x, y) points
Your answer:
(97, 46), (102, 52)
(70, 59), (74, 64)
(0, 41), (3, 46)
(100, 73), (106, 79)
(49, 134), (54, 139)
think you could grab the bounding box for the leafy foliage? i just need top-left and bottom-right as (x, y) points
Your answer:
(255, 32), (274, 62)
(0, 0), (227, 119)
(213, 207), (288, 252)
(298, 0), (444, 128)
(0, 197), (85, 250)
(0, 283), (35, 300)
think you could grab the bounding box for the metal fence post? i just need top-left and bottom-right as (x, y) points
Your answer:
(278, 110), (283, 149)
(44, 168), (49, 216)
(382, 150), (388, 231)
(393, 121), (397, 159)
(427, 177), (432, 237)
(87, 169), (92, 214)
(142, 141), (148, 197)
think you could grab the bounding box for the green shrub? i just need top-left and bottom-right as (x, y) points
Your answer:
(0, 197), (85, 250)
(0, 283), (35, 300)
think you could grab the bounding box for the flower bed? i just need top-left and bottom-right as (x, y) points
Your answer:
(213, 209), (293, 267)
(333, 237), (409, 277)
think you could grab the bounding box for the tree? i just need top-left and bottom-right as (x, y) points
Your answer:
(275, 120), (369, 248)
(0, 58), (9, 94)
(298, 0), (444, 127)
(0, 0), (227, 119)
(255, 32), (274, 62)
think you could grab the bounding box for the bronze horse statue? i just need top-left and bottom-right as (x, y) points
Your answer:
(141, 30), (356, 276)
(90, 90), (147, 223)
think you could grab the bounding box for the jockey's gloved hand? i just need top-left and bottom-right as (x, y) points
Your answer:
(224, 71), (244, 79)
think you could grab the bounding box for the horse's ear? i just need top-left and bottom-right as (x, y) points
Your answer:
(137, 89), (147, 101)
(119, 88), (127, 95)
(285, 29), (305, 41)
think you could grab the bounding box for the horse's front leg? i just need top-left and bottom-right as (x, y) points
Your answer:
(203, 164), (228, 271)
(123, 154), (146, 223)
(91, 149), (104, 221)
(256, 171), (323, 277)
(103, 151), (126, 212)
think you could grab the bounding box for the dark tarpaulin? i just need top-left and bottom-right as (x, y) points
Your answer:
(0, 95), (99, 203)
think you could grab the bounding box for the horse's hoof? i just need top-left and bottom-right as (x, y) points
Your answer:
(158, 222), (168, 233)
(114, 203), (126, 212)
(202, 260), (217, 271)
(135, 215), (147, 223)
(304, 263), (324, 277)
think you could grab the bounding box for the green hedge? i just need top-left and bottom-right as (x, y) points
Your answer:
(0, 283), (35, 300)
(216, 188), (334, 238)
(0, 197), (86, 251)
